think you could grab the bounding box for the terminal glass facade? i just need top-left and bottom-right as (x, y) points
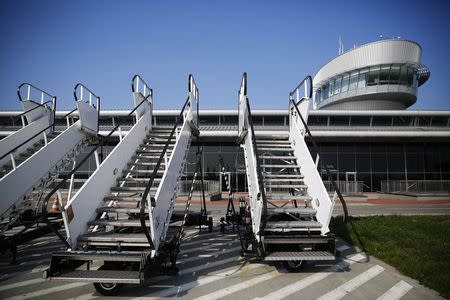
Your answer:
(315, 64), (419, 105)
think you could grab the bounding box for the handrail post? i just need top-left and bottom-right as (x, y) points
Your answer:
(10, 153), (16, 170)
(43, 131), (48, 146)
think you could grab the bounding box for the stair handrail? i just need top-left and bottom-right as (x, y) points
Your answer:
(0, 84), (57, 162)
(17, 83), (57, 129)
(139, 74), (199, 250)
(132, 75), (153, 98)
(73, 83), (101, 133)
(237, 72), (268, 233)
(41, 92), (151, 248)
(289, 76), (348, 223)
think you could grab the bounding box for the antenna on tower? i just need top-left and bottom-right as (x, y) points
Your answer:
(338, 35), (344, 55)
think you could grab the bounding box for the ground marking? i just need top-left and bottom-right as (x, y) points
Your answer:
(3, 282), (89, 300)
(376, 280), (413, 300)
(254, 253), (367, 300)
(316, 265), (385, 300)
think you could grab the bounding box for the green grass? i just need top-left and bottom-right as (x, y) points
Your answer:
(330, 215), (450, 299)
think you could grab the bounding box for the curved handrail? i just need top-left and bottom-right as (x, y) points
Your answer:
(289, 75), (313, 102)
(17, 83), (56, 104)
(238, 72), (268, 233)
(288, 76), (348, 223)
(73, 83), (101, 133)
(41, 95), (151, 248)
(139, 74), (197, 249)
(131, 74), (153, 98)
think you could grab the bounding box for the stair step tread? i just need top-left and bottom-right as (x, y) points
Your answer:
(265, 221), (321, 229)
(261, 164), (301, 168)
(267, 207), (316, 214)
(104, 196), (142, 202)
(88, 219), (149, 227)
(264, 251), (335, 261)
(136, 149), (173, 153)
(258, 148), (294, 152)
(79, 232), (148, 243)
(260, 156), (296, 159)
(110, 187), (157, 192)
(265, 184), (307, 189)
(52, 250), (143, 261)
(117, 177), (161, 182)
(264, 174), (304, 178)
(264, 236), (329, 244)
(264, 178), (304, 182)
(266, 194), (312, 201)
(96, 207), (148, 214)
(51, 270), (141, 284)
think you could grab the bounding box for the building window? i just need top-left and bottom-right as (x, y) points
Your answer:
(341, 74), (349, 92)
(389, 65), (400, 84)
(367, 66), (380, 86)
(333, 76), (342, 95)
(379, 65), (391, 85)
(357, 68), (369, 88)
(348, 71), (359, 90)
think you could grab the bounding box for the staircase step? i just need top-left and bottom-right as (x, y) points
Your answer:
(52, 250), (143, 262)
(261, 164), (301, 169)
(260, 156), (296, 160)
(96, 207), (149, 214)
(257, 144), (292, 148)
(264, 174), (304, 178)
(266, 194), (312, 201)
(265, 184), (307, 189)
(140, 143), (174, 148)
(117, 177), (161, 183)
(255, 135), (289, 140)
(122, 169), (166, 175)
(265, 221), (322, 230)
(136, 149), (173, 154)
(256, 139), (290, 144)
(51, 270), (141, 284)
(79, 232), (149, 245)
(267, 207), (316, 215)
(88, 219), (149, 227)
(110, 186), (157, 192)
(103, 196), (143, 202)
(264, 178), (304, 182)
(258, 148), (294, 152)
(263, 235), (328, 244)
(264, 251), (335, 261)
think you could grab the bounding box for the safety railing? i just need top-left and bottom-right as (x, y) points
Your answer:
(237, 72), (268, 231)
(74, 83), (101, 133)
(41, 87), (151, 248)
(132, 74), (153, 98)
(381, 180), (450, 195)
(0, 84), (57, 171)
(289, 76), (348, 222)
(139, 74), (199, 249)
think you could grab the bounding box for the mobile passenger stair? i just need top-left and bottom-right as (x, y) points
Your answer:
(0, 83), (100, 262)
(237, 73), (343, 271)
(44, 75), (202, 295)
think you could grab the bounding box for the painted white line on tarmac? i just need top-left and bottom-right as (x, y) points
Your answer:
(177, 246), (241, 264)
(0, 278), (43, 292)
(3, 282), (89, 300)
(196, 269), (282, 300)
(376, 280), (413, 300)
(316, 265), (385, 300)
(132, 262), (262, 299)
(254, 253), (366, 300)
(179, 241), (238, 255)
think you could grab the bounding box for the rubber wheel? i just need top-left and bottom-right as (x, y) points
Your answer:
(283, 260), (306, 272)
(220, 223), (225, 232)
(93, 282), (122, 296)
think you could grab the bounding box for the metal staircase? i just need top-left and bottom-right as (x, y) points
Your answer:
(44, 75), (201, 295)
(0, 83), (100, 260)
(238, 73), (338, 271)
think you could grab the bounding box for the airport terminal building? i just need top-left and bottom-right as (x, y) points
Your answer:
(1, 39), (449, 195)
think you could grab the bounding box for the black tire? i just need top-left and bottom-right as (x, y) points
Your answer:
(220, 223), (225, 232)
(93, 282), (122, 296)
(283, 260), (306, 272)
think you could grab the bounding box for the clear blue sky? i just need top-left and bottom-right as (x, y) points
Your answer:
(0, 0), (449, 110)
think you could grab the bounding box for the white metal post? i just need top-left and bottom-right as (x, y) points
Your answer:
(27, 85), (31, 100)
(80, 86), (83, 101)
(43, 131), (48, 146)
(41, 92), (44, 104)
(94, 150), (100, 168)
(67, 160), (77, 202)
(10, 153), (16, 170)
(118, 126), (123, 141)
(21, 115), (26, 128)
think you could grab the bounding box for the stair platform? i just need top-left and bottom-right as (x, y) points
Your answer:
(264, 251), (335, 261)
